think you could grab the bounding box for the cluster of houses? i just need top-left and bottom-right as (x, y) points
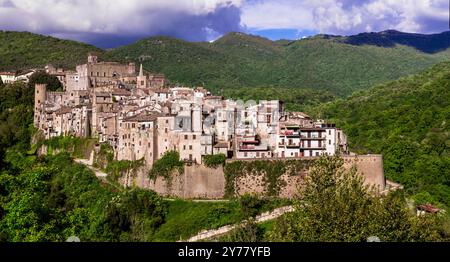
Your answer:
(33, 53), (349, 167)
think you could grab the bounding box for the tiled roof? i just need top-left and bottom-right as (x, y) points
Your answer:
(55, 106), (73, 115)
(214, 142), (228, 148)
(122, 112), (163, 122)
(112, 88), (131, 96)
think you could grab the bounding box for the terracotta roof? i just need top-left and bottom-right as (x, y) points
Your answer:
(122, 112), (161, 123)
(214, 142), (229, 148)
(153, 89), (171, 94)
(204, 96), (223, 100)
(95, 92), (111, 97)
(289, 112), (311, 119)
(112, 88), (131, 96)
(55, 106), (72, 115)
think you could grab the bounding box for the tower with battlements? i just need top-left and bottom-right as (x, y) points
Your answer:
(34, 84), (47, 127)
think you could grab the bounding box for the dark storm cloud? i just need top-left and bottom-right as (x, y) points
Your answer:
(0, 0), (244, 48)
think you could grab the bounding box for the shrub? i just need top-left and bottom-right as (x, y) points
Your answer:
(148, 151), (184, 181)
(203, 154), (226, 168)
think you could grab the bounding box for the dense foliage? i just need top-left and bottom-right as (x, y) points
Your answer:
(0, 152), (167, 241)
(0, 81), (34, 167)
(106, 32), (450, 96)
(0, 31), (102, 71)
(43, 136), (96, 159)
(28, 71), (63, 92)
(203, 154), (226, 168)
(310, 62), (450, 208)
(218, 87), (335, 112)
(105, 159), (145, 183)
(2, 31), (449, 97)
(268, 155), (449, 242)
(148, 151), (184, 182)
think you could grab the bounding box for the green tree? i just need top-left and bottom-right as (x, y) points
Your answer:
(28, 71), (63, 91)
(269, 155), (447, 242)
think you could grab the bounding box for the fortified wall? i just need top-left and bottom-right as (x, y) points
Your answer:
(124, 155), (385, 199)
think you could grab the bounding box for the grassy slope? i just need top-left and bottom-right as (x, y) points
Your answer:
(0, 31), (102, 71)
(310, 62), (450, 207)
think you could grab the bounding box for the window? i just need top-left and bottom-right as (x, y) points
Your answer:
(193, 135), (196, 140)
(308, 141), (311, 147)
(141, 81), (144, 85)
(97, 72), (99, 76)
(189, 145), (192, 150)
(244, 152), (248, 157)
(165, 128), (168, 133)
(104, 72), (106, 77)
(165, 119), (169, 124)
(132, 123), (135, 128)
(183, 145), (186, 150)
(309, 150), (312, 156)
(329, 140), (331, 145)
(256, 152), (260, 157)
(184, 135), (188, 139)
(329, 130), (331, 135)
(316, 152), (320, 156)
(148, 143), (151, 147)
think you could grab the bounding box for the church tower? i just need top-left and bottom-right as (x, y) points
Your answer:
(137, 64), (147, 89)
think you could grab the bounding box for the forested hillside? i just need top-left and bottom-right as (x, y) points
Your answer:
(0, 31), (102, 71)
(2, 30), (449, 96)
(107, 31), (450, 96)
(310, 62), (450, 207)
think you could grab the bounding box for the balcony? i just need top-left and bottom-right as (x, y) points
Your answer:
(300, 145), (326, 150)
(239, 144), (269, 151)
(280, 131), (299, 136)
(301, 136), (326, 140)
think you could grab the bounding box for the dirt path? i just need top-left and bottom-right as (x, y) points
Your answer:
(181, 205), (295, 242)
(74, 158), (107, 177)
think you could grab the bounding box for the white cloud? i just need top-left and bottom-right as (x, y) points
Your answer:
(241, 0), (450, 35)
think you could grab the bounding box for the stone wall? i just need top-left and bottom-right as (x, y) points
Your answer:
(126, 154), (385, 199)
(129, 164), (226, 199)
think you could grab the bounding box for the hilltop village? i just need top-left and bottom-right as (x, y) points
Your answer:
(32, 54), (349, 167)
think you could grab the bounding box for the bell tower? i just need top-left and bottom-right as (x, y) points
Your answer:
(137, 64), (147, 89)
(87, 52), (98, 64)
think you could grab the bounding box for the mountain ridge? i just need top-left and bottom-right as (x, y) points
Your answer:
(1, 30), (450, 96)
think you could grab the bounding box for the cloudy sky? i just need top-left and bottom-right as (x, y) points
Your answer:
(0, 0), (449, 48)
